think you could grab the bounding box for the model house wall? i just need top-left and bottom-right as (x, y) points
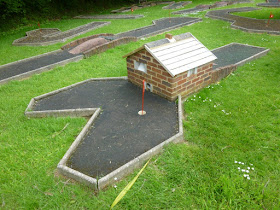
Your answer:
(124, 32), (217, 101)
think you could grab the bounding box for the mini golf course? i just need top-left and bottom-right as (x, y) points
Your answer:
(206, 7), (280, 35)
(13, 21), (110, 46)
(0, 17), (201, 85)
(74, 14), (144, 19)
(162, 1), (192, 10)
(257, 0), (280, 7)
(110, 1), (173, 13)
(172, 0), (250, 14)
(0, 50), (83, 84)
(211, 43), (269, 70)
(25, 78), (183, 189)
(24, 43), (269, 190)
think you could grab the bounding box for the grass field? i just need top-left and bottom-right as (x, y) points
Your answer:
(0, 0), (279, 209)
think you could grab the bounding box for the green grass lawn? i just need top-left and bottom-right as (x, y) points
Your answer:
(0, 0), (279, 209)
(235, 7), (280, 19)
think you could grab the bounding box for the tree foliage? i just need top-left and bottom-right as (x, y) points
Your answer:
(0, 0), (137, 31)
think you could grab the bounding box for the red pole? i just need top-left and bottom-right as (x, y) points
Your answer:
(267, 12), (274, 26)
(142, 80), (145, 114)
(169, 9), (171, 23)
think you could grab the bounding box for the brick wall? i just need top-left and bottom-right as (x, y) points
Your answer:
(127, 48), (213, 101)
(211, 65), (237, 83)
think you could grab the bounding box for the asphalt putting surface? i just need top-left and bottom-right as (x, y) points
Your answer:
(32, 80), (178, 178)
(172, 4), (210, 14)
(0, 50), (81, 82)
(115, 17), (200, 38)
(211, 43), (268, 70)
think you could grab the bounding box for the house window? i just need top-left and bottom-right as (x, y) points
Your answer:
(134, 60), (147, 73)
(188, 67), (197, 77)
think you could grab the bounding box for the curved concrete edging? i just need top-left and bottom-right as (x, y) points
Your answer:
(25, 77), (184, 190)
(0, 50), (83, 85)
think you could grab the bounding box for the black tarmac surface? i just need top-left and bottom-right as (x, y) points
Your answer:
(33, 80), (178, 178)
(257, 2), (280, 7)
(0, 51), (81, 81)
(258, 0), (280, 6)
(211, 43), (268, 70)
(115, 17), (200, 38)
(172, 5), (210, 14)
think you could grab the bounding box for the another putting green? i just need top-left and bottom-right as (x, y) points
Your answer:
(235, 7), (280, 19)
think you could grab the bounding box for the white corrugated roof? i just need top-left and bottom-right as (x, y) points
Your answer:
(145, 33), (217, 77)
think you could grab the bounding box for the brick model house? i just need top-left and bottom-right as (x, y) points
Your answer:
(123, 32), (217, 101)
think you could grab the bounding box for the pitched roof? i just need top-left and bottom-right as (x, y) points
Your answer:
(146, 33), (217, 77)
(124, 33), (217, 77)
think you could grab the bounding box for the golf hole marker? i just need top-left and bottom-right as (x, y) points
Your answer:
(267, 12), (274, 26)
(138, 80), (146, 116)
